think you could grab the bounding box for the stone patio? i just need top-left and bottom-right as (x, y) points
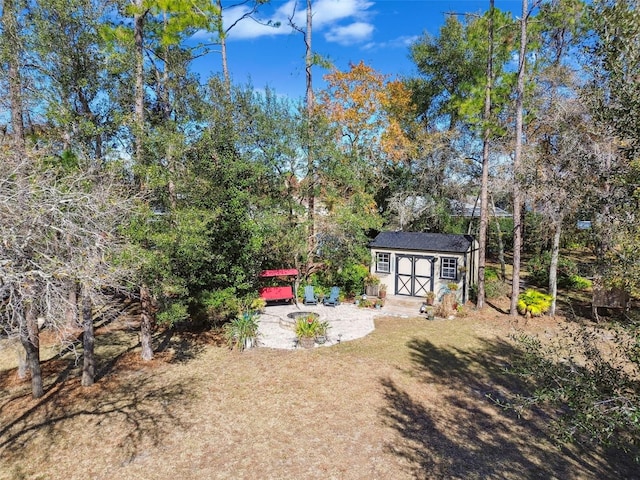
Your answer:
(257, 297), (425, 350)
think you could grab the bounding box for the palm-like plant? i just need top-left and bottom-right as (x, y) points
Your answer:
(223, 311), (260, 351)
(517, 289), (553, 317)
(294, 315), (329, 339)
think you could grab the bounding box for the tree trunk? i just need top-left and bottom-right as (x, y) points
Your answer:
(216, 0), (231, 95)
(491, 195), (507, 281)
(140, 284), (154, 361)
(65, 282), (79, 325)
(21, 294), (44, 399)
(221, 35), (229, 91)
(15, 341), (28, 379)
(133, 2), (153, 361)
(548, 218), (562, 317)
(510, 0), (528, 316)
(159, 18), (178, 211)
(476, 0), (495, 310)
(81, 286), (95, 386)
(510, 202), (523, 313)
(1, 0), (25, 151)
(304, 0), (315, 276)
(77, 88), (102, 161)
(134, 1), (145, 173)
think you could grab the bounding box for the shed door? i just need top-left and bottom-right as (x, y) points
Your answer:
(395, 255), (434, 297)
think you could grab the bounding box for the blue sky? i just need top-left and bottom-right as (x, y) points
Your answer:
(192, 0), (523, 99)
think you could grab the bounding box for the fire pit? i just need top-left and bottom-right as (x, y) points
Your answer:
(279, 311), (320, 330)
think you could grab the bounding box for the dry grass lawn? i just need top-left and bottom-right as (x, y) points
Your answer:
(0, 301), (637, 480)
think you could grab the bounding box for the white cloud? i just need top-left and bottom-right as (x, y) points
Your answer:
(221, 2), (296, 39)
(311, 0), (374, 27)
(362, 34), (420, 51)
(325, 22), (374, 45)
(192, 0), (375, 41)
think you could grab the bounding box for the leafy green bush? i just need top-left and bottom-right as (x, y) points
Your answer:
(469, 284), (478, 303)
(200, 287), (241, 324)
(507, 324), (640, 457)
(335, 263), (369, 296)
(517, 289), (553, 317)
(568, 275), (592, 290)
(523, 212), (548, 254)
(157, 301), (190, 326)
(526, 252), (583, 289)
(250, 297), (267, 313)
(486, 278), (510, 299)
(358, 299), (373, 308)
(470, 276), (509, 302)
(485, 267), (500, 281)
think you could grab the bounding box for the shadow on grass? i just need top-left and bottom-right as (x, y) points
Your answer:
(155, 327), (207, 364)
(485, 299), (510, 315)
(380, 337), (636, 479)
(0, 371), (189, 465)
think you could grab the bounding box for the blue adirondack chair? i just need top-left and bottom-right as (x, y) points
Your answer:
(323, 286), (340, 307)
(303, 285), (318, 305)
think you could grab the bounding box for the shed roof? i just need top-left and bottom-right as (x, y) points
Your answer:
(369, 231), (474, 253)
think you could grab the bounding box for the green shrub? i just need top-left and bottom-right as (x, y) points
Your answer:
(517, 289), (553, 317)
(335, 263), (369, 296)
(470, 278), (509, 302)
(200, 287), (241, 323)
(567, 275), (592, 290)
(523, 212), (548, 253)
(485, 278), (510, 299)
(157, 301), (190, 326)
(358, 299), (373, 308)
(469, 284), (478, 303)
(527, 252), (579, 288)
(485, 267), (500, 281)
(250, 297), (267, 313)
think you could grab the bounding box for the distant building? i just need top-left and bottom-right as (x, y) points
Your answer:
(449, 198), (512, 218)
(577, 220), (592, 230)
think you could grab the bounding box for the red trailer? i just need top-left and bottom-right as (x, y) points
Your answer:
(258, 269), (298, 303)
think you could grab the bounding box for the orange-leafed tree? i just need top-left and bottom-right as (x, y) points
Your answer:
(318, 61), (413, 187)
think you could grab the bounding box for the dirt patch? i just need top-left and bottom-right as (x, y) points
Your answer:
(0, 302), (636, 480)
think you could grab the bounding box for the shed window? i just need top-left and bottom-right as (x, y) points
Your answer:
(376, 252), (390, 273)
(440, 257), (457, 279)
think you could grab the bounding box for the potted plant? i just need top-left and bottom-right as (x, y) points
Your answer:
(358, 298), (373, 308)
(447, 282), (459, 291)
(378, 284), (387, 299)
(295, 314), (330, 348)
(425, 307), (435, 321)
(223, 311), (260, 351)
(425, 291), (435, 306)
(364, 274), (380, 297)
(375, 298), (384, 309)
(315, 320), (330, 344)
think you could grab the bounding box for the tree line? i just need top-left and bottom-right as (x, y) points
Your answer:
(1, 0), (638, 410)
